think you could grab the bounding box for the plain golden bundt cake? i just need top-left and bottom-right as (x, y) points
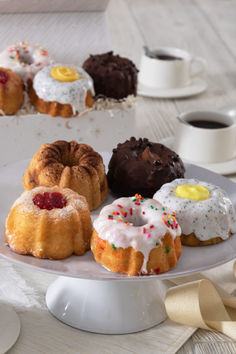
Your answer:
(0, 67), (24, 115)
(23, 140), (108, 210)
(6, 186), (92, 259)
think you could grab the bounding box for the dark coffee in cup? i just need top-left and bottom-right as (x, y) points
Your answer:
(189, 120), (229, 129)
(155, 54), (183, 61)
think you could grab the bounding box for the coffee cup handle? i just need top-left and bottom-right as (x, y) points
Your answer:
(190, 57), (206, 79)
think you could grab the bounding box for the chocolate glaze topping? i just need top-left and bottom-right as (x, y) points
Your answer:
(82, 51), (138, 100)
(107, 137), (185, 197)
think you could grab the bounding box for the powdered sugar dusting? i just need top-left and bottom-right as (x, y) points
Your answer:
(12, 186), (87, 220)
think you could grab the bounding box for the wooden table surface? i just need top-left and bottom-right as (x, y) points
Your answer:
(107, 0), (236, 352)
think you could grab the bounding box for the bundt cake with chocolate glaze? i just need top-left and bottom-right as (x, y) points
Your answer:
(82, 51), (138, 100)
(23, 140), (108, 210)
(107, 137), (185, 198)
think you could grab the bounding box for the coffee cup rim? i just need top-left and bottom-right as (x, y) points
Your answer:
(177, 110), (236, 131)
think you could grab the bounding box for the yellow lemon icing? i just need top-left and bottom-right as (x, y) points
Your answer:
(50, 66), (79, 82)
(174, 185), (210, 201)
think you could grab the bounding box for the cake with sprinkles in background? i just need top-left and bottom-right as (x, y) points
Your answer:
(153, 178), (236, 246)
(107, 137), (185, 198)
(0, 41), (53, 86)
(91, 194), (182, 276)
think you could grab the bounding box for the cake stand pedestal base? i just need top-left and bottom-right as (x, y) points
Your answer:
(46, 276), (171, 334)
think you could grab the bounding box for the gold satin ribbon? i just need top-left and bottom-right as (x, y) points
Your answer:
(165, 260), (236, 340)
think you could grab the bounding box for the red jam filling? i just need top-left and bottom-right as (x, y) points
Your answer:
(33, 192), (67, 210)
(0, 70), (8, 84)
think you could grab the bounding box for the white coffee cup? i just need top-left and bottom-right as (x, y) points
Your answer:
(174, 111), (236, 163)
(139, 47), (206, 89)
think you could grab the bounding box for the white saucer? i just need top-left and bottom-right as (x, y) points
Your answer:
(0, 303), (20, 353)
(160, 136), (236, 175)
(137, 77), (207, 98)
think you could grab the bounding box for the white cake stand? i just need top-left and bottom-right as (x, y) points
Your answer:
(0, 157), (236, 334)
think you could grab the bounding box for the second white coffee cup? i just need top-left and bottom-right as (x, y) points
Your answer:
(139, 47), (206, 89)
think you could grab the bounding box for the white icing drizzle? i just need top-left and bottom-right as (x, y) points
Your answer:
(153, 178), (236, 241)
(93, 196), (181, 274)
(0, 42), (53, 83)
(33, 64), (94, 116)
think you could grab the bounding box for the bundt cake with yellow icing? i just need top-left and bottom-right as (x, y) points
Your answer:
(6, 186), (92, 259)
(29, 64), (94, 118)
(0, 67), (24, 115)
(23, 140), (108, 210)
(91, 194), (182, 276)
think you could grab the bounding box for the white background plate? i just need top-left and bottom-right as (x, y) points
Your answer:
(0, 303), (20, 354)
(138, 77), (207, 99)
(0, 152), (235, 281)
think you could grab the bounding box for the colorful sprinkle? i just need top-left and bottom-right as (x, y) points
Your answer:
(150, 205), (154, 209)
(117, 204), (123, 208)
(162, 217), (169, 227)
(134, 202), (140, 206)
(147, 233), (151, 238)
(143, 227), (146, 234)
(162, 207), (165, 211)
(130, 208), (133, 215)
(142, 211), (146, 215)
(165, 247), (170, 254)
(112, 244), (117, 251)
(150, 225), (154, 229)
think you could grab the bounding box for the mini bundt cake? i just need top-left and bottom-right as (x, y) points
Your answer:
(154, 178), (236, 246)
(29, 64), (94, 117)
(0, 67), (24, 115)
(0, 41), (53, 85)
(107, 137), (185, 198)
(91, 194), (182, 276)
(82, 51), (138, 100)
(6, 186), (92, 259)
(23, 140), (108, 210)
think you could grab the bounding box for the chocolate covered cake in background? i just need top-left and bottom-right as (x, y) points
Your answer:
(82, 51), (138, 100)
(107, 137), (185, 197)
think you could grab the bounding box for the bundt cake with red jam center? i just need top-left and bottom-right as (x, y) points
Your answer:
(0, 67), (24, 115)
(23, 140), (108, 210)
(6, 186), (92, 259)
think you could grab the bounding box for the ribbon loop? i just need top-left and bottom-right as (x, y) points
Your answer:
(165, 278), (236, 340)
